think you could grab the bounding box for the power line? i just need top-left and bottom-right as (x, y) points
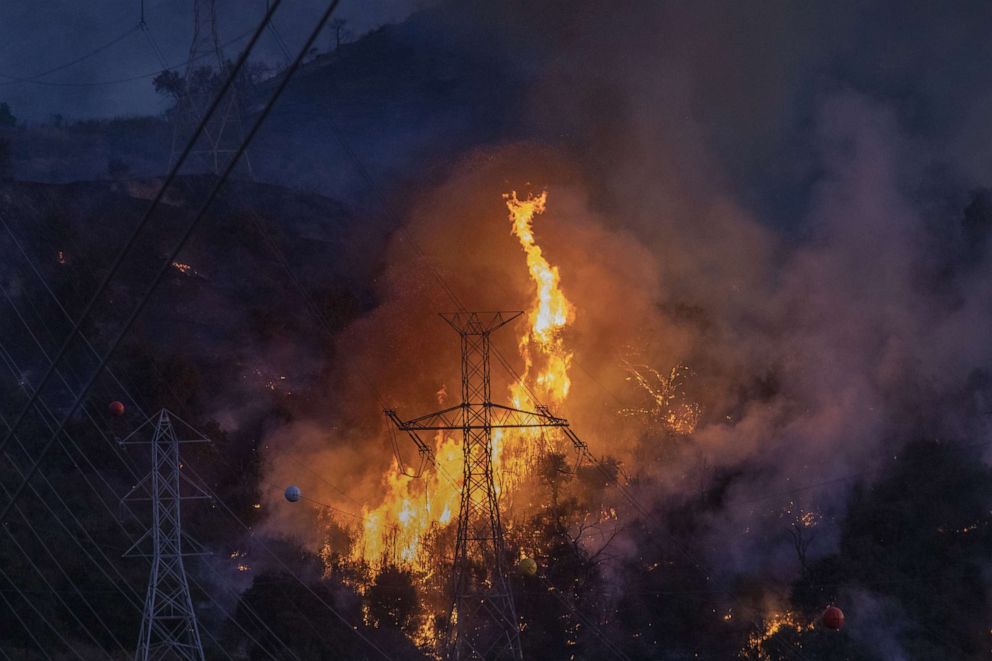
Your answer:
(0, 556), (86, 660)
(2, 527), (118, 658)
(0, 369), (259, 661)
(0, 25), (258, 89)
(0, 177), (351, 661)
(0, 579), (49, 660)
(140, 23), (170, 71)
(0, 26), (140, 86)
(0, 3), (397, 659)
(183, 462), (396, 661)
(0, 374), (146, 600)
(265, 0), (293, 66)
(0, 259), (300, 660)
(231, 67), (651, 659)
(0, 566), (63, 660)
(0, 352), (129, 656)
(0, 0), (288, 651)
(0, 0), (286, 465)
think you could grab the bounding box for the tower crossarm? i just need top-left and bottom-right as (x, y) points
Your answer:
(387, 403), (571, 431)
(440, 310), (523, 335)
(384, 409), (434, 459)
(490, 403), (569, 428)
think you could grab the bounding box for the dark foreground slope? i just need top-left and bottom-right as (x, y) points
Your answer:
(0, 175), (430, 659)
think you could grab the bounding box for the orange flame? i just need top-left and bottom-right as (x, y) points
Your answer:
(505, 191), (574, 408)
(349, 191), (576, 574)
(350, 432), (462, 570)
(743, 610), (814, 659)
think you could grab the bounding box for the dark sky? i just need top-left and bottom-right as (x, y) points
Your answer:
(0, 0), (424, 121)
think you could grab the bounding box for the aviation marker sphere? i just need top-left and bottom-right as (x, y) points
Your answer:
(822, 605), (844, 631)
(517, 557), (537, 577)
(284, 485), (302, 503)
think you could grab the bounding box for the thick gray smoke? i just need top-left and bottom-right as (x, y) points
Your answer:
(254, 0), (992, 618)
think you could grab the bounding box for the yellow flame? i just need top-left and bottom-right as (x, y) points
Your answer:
(505, 191), (574, 408)
(743, 610), (813, 659)
(352, 432), (462, 571)
(349, 191), (576, 576)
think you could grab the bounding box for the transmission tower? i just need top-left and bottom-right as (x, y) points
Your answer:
(386, 311), (588, 661)
(170, 0), (253, 176)
(121, 409), (211, 661)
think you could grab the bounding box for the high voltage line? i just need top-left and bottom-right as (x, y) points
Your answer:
(0, 0), (397, 658)
(0, 0), (283, 463)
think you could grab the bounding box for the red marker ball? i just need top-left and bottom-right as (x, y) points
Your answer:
(108, 401), (126, 417)
(822, 605), (844, 631)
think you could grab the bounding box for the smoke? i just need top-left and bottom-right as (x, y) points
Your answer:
(253, 0), (992, 617)
(842, 588), (909, 660)
(257, 144), (672, 542)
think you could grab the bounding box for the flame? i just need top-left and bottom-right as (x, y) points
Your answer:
(496, 190), (576, 490)
(619, 363), (699, 435)
(351, 432), (462, 570)
(347, 191), (577, 574)
(743, 610), (813, 659)
(505, 191), (574, 408)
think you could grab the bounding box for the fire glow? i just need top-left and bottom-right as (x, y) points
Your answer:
(744, 610), (814, 659)
(344, 191), (575, 572)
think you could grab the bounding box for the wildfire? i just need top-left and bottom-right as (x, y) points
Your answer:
(348, 191), (577, 573)
(744, 610), (813, 660)
(620, 363), (700, 435)
(171, 261), (207, 279)
(349, 431), (462, 569)
(505, 190), (574, 408)
(495, 190), (577, 493)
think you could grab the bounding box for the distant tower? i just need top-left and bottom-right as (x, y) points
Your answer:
(171, 0), (252, 176)
(387, 311), (586, 661)
(122, 409), (210, 661)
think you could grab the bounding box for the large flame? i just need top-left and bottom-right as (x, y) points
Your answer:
(348, 431), (462, 569)
(347, 191), (576, 574)
(505, 190), (574, 409)
(497, 191), (575, 486)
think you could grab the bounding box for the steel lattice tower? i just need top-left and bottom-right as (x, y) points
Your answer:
(170, 0), (252, 176)
(122, 409), (210, 661)
(387, 311), (589, 661)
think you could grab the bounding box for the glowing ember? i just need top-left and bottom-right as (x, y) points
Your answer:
(171, 261), (206, 279)
(620, 363), (700, 435)
(743, 610), (814, 659)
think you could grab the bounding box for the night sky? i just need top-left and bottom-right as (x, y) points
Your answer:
(0, 0), (423, 120)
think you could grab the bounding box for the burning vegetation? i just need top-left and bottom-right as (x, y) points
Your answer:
(343, 191), (587, 576)
(251, 137), (992, 658)
(318, 190), (616, 649)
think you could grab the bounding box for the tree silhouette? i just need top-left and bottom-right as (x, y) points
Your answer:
(0, 102), (16, 127)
